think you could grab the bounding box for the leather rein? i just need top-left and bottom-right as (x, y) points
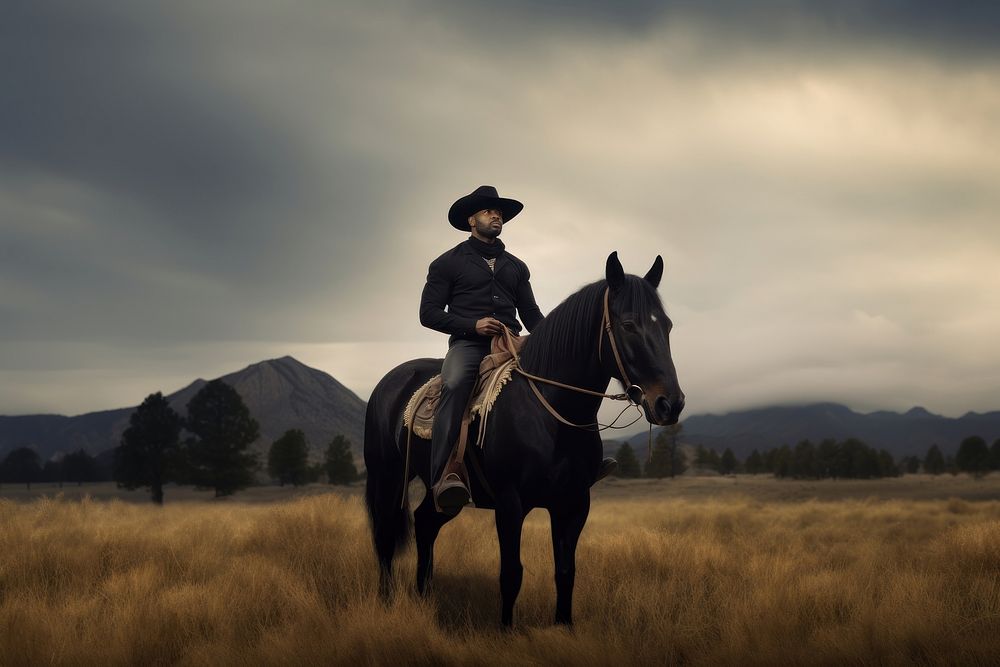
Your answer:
(510, 286), (647, 433)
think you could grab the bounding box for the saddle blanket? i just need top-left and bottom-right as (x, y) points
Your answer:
(403, 332), (528, 441)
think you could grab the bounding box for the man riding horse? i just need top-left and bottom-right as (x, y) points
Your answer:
(419, 185), (617, 514)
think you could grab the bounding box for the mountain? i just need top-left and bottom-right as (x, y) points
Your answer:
(7, 368), (999, 469)
(625, 402), (1000, 460)
(0, 356), (366, 462)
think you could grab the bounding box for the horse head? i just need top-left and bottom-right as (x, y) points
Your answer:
(604, 251), (685, 425)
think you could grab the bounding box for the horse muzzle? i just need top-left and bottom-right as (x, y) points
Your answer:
(646, 392), (685, 426)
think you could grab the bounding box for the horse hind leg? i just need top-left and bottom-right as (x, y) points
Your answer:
(364, 457), (412, 601)
(495, 489), (526, 627)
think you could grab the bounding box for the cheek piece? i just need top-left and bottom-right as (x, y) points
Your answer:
(598, 288), (646, 408)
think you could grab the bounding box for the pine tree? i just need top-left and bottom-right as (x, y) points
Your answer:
(694, 445), (721, 474)
(325, 435), (358, 485)
(662, 424), (686, 477)
(116, 392), (185, 503)
(856, 443), (881, 479)
(719, 448), (737, 475)
(670, 439), (687, 477)
(62, 449), (100, 485)
(644, 432), (673, 479)
(924, 444), (945, 475)
(877, 449), (898, 478)
(615, 442), (641, 478)
(744, 449), (763, 475)
(0, 447), (42, 489)
(838, 438), (879, 479)
(956, 436), (990, 478)
(791, 440), (818, 478)
(641, 431), (686, 478)
(184, 380), (260, 497)
(817, 439), (840, 478)
(762, 448), (777, 474)
(268, 429), (310, 486)
(772, 445), (792, 478)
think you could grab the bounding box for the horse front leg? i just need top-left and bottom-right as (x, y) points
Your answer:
(550, 491), (591, 625)
(413, 487), (454, 596)
(494, 489), (526, 627)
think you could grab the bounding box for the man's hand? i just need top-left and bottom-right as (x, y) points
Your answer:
(475, 317), (504, 336)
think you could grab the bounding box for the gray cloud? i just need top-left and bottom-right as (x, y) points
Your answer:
(1, 1), (413, 344)
(1, 2), (303, 229)
(2, 0), (999, 425)
(432, 0), (1000, 59)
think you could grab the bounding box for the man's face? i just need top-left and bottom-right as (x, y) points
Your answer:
(469, 208), (503, 239)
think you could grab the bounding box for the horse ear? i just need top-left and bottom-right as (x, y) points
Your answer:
(644, 255), (663, 288)
(606, 251), (625, 291)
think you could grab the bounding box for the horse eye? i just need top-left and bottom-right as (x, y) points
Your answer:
(622, 321), (637, 332)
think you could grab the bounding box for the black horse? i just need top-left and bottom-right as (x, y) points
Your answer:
(364, 252), (684, 627)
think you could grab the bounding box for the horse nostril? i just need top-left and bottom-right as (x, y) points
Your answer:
(654, 396), (671, 419)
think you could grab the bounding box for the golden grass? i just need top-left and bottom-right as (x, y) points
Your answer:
(1, 489), (999, 665)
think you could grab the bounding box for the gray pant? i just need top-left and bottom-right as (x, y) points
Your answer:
(430, 339), (491, 483)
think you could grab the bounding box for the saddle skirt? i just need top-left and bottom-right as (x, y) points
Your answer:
(403, 331), (528, 443)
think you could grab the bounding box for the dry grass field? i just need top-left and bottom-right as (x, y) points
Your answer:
(2, 476), (999, 665)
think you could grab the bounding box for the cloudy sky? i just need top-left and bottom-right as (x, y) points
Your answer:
(3, 1), (999, 432)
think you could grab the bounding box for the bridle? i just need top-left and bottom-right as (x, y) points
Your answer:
(511, 286), (647, 433)
(597, 285), (646, 407)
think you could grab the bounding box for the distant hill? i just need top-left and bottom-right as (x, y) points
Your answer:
(7, 370), (999, 470)
(0, 356), (366, 462)
(624, 403), (1000, 460)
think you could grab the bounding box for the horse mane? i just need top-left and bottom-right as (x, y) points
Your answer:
(519, 275), (663, 377)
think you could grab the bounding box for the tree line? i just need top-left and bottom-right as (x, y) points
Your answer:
(0, 447), (107, 489)
(0, 379), (359, 503)
(611, 427), (688, 479)
(610, 428), (1000, 480)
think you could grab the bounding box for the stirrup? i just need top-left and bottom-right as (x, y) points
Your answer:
(434, 473), (471, 515)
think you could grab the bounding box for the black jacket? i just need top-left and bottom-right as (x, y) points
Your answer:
(419, 238), (545, 345)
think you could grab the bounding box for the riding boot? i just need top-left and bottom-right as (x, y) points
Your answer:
(432, 449), (471, 515)
(594, 457), (618, 483)
(430, 339), (490, 513)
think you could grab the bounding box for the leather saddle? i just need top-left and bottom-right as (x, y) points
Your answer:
(403, 330), (528, 448)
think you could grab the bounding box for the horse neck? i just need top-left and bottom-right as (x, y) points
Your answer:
(521, 304), (611, 416)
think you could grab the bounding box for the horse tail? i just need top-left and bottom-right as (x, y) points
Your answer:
(363, 391), (412, 566)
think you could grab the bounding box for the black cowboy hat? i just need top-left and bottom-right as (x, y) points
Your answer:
(448, 185), (523, 231)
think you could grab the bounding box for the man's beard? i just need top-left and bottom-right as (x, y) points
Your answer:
(476, 221), (501, 239)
